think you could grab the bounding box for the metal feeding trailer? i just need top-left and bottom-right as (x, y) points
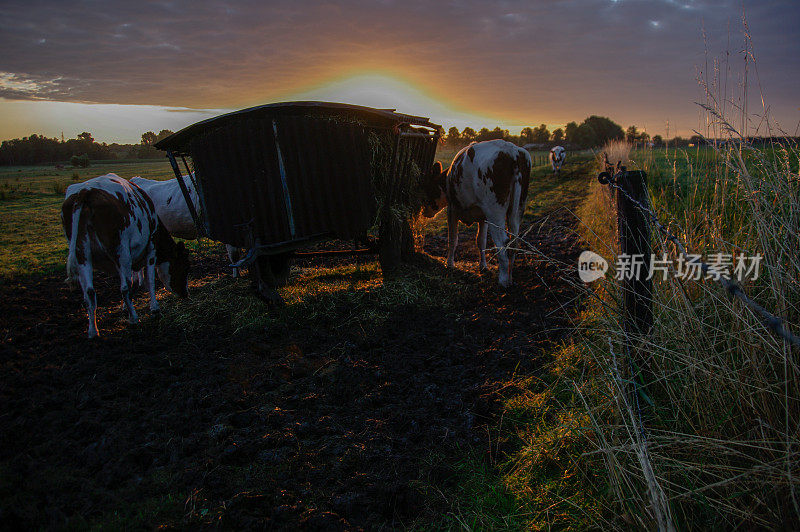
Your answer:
(155, 101), (441, 302)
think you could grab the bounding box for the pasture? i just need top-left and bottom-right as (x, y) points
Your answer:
(0, 159), (174, 279)
(0, 150), (591, 528)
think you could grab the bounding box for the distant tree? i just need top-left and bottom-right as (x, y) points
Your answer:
(587, 116), (624, 144)
(671, 136), (688, 147)
(461, 127), (477, 143)
(156, 129), (174, 142)
(626, 125), (639, 143)
(477, 127), (491, 142)
(531, 124), (549, 143)
(0, 132), (113, 165)
(689, 134), (704, 145)
(571, 116), (625, 148)
(551, 128), (564, 143)
(446, 126), (461, 147)
(564, 121), (579, 144)
(70, 153), (90, 167)
(573, 124), (597, 148)
(491, 126), (509, 141)
(520, 127), (535, 144)
(652, 134), (663, 146)
(141, 131), (158, 146)
(639, 132), (650, 143)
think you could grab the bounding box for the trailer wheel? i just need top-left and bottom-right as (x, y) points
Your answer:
(400, 216), (415, 261)
(269, 252), (293, 287)
(250, 254), (292, 307)
(378, 212), (402, 276)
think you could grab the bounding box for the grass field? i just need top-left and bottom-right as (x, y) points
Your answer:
(0, 159), (175, 280)
(0, 147), (561, 281)
(485, 139), (800, 529)
(0, 147), (597, 529)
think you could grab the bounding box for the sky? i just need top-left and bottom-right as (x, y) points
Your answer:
(0, 0), (798, 143)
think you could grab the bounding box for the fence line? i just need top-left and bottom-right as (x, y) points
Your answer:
(597, 163), (800, 348)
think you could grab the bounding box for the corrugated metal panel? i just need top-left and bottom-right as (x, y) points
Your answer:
(155, 101), (440, 151)
(158, 102), (441, 253)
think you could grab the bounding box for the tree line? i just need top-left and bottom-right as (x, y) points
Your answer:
(443, 115), (707, 150)
(0, 130), (175, 166)
(1, 118), (715, 166)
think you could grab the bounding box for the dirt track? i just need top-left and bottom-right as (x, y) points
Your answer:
(0, 207), (583, 529)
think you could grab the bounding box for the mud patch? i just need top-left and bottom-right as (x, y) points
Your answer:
(0, 204), (583, 529)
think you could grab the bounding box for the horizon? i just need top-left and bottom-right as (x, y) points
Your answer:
(1, 1), (798, 144)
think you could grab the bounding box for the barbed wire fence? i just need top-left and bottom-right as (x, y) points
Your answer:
(474, 152), (798, 530)
(597, 156), (800, 348)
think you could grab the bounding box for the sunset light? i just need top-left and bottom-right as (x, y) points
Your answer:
(284, 73), (503, 130)
(2, 1), (800, 529)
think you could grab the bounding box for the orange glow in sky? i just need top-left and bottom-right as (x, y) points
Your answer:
(0, 1), (798, 142)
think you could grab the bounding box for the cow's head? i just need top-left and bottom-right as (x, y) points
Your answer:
(421, 161), (448, 217)
(157, 240), (190, 298)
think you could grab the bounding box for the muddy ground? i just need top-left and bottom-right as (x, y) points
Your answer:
(0, 205), (583, 530)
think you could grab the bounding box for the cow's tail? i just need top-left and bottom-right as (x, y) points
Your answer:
(64, 191), (91, 283)
(508, 150), (532, 228)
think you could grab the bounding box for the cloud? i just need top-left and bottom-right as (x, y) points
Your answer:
(0, 71), (71, 100)
(0, 0), (797, 136)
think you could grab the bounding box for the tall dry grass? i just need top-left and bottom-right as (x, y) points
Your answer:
(572, 64), (800, 529)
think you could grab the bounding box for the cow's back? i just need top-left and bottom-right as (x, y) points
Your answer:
(130, 176), (198, 238)
(62, 175), (158, 271)
(446, 140), (530, 223)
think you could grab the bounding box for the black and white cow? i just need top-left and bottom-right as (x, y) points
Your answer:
(549, 145), (566, 174)
(62, 174), (189, 338)
(421, 139), (531, 287)
(129, 176), (242, 277)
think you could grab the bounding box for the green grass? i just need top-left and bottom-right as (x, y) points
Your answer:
(537, 139), (800, 529)
(0, 159), (174, 194)
(1, 150), (596, 528)
(161, 258), (466, 341)
(0, 194), (68, 280)
(0, 148), (572, 281)
(0, 159), (175, 281)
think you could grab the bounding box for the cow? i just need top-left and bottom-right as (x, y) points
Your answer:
(421, 139), (531, 287)
(549, 145), (566, 174)
(129, 176), (242, 277)
(61, 174), (190, 338)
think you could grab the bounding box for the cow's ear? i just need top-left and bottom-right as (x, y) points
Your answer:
(431, 161), (442, 176)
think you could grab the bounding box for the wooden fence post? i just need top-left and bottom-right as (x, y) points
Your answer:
(616, 170), (653, 401)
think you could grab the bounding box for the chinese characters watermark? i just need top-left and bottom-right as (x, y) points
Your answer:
(578, 251), (762, 283)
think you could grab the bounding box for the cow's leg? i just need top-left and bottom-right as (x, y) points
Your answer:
(226, 244), (241, 278)
(130, 269), (144, 296)
(506, 211), (522, 286)
(117, 250), (138, 324)
(76, 258), (99, 338)
(145, 248), (160, 315)
(486, 216), (511, 287)
(477, 220), (488, 271)
(446, 208), (459, 268)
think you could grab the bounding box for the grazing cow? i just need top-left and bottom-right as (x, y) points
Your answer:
(549, 146), (566, 174)
(421, 139), (531, 287)
(62, 174), (189, 338)
(129, 176), (242, 277)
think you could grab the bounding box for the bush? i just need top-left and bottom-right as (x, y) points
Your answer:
(0, 183), (18, 201)
(51, 180), (68, 196)
(70, 154), (90, 168)
(71, 171), (80, 181)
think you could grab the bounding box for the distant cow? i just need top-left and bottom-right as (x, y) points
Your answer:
(62, 174), (189, 338)
(549, 146), (566, 174)
(421, 139), (531, 287)
(129, 176), (242, 277)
